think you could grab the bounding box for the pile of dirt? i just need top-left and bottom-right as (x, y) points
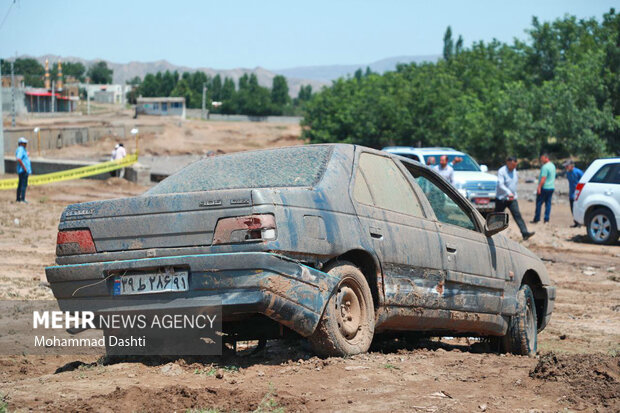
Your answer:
(52, 384), (307, 412)
(530, 352), (620, 408)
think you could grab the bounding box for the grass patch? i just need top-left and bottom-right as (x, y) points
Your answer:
(253, 383), (284, 413)
(194, 367), (217, 376)
(0, 392), (8, 413)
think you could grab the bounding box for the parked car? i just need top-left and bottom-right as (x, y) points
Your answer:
(572, 157), (620, 245)
(46, 144), (555, 357)
(382, 147), (498, 213)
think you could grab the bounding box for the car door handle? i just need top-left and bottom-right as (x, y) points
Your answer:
(446, 243), (457, 253)
(605, 190), (613, 196)
(370, 227), (383, 240)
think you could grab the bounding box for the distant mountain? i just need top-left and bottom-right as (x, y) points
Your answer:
(273, 54), (440, 81)
(24, 55), (329, 98)
(20, 54), (441, 97)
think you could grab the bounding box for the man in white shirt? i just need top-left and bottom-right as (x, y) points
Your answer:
(113, 143), (127, 178)
(433, 155), (454, 185)
(495, 156), (534, 240)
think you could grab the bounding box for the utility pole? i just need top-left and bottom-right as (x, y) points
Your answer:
(201, 83), (207, 120)
(87, 85), (90, 116)
(10, 59), (15, 127)
(0, 61), (5, 175)
(51, 81), (55, 113)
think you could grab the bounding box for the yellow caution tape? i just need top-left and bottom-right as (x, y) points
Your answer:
(0, 154), (138, 191)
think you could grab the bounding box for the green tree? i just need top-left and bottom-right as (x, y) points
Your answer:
(139, 73), (159, 97)
(238, 73), (249, 90)
(170, 78), (191, 107)
(126, 76), (142, 86)
(443, 26), (454, 60)
(161, 70), (176, 96)
(302, 10), (620, 165)
(211, 74), (223, 101)
(297, 84), (312, 102)
(271, 75), (290, 113)
(87, 61), (113, 84)
(1, 58), (45, 87)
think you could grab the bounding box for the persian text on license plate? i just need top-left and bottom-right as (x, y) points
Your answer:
(474, 197), (490, 205)
(113, 271), (189, 295)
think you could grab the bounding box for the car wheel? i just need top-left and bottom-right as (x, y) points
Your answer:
(586, 208), (618, 245)
(309, 261), (375, 357)
(504, 284), (537, 356)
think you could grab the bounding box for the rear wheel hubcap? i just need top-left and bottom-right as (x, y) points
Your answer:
(590, 214), (611, 241)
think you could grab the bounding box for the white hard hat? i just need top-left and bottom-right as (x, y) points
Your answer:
(18, 137), (28, 144)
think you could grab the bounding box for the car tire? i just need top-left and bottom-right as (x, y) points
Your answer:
(503, 284), (537, 356)
(309, 261), (375, 357)
(586, 207), (618, 245)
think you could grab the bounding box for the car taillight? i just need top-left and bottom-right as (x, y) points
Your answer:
(213, 214), (276, 245)
(56, 229), (96, 256)
(574, 183), (585, 201)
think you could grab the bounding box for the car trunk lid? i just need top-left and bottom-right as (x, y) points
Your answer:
(58, 189), (254, 253)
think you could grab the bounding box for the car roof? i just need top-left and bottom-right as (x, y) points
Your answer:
(382, 146), (465, 155)
(581, 157), (620, 182)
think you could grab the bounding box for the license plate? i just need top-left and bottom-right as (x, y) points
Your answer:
(113, 271), (189, 295)
(474, 197), (490, 205)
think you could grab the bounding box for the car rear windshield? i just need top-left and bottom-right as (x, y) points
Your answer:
(146, 146), (333, 195)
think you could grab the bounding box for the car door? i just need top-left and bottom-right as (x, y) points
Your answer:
(401, 163), (505, 315)
(350, 149), (446, 310)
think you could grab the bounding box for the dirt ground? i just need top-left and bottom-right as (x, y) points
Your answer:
(1, 127), (619, 411)
(14, 110), (304, 161)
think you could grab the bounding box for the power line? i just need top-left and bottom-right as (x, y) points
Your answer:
(0, 0), (17, 32)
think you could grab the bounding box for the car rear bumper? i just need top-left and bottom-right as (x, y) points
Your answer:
(45, 252), (340, 337)
(573, 201), (586, 224)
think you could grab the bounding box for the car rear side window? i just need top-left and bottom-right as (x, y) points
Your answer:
(591, 163), (620, 184)
(356, 153), (425, 217)
(353, 169), (374, 205)
(146, 146), (333, 195)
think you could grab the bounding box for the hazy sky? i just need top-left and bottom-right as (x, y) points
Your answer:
(0, 0), (616, 69)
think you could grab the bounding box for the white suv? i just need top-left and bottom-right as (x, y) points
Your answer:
(573, 158), (620, 244)
(382, 147), (498, 213)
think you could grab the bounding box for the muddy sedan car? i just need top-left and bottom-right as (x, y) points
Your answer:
(46, 144), (555, 356)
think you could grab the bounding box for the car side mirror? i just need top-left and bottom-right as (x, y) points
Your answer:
(480, 165), (488, 172)
(485, 212), (509, 236)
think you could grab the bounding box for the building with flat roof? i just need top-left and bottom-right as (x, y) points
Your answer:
(24, 90), (77, 112)
(81, 83), (131, 105)
(136, 97), (186, 118)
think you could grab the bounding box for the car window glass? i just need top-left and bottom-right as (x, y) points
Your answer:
(353, 169), (374, 205)
(591, 164), (612, 183)
(594, 163), (620, 184)
(358, 153), (425, 217)
(609, 165), (620, 184)
(412, 173), (476, 231)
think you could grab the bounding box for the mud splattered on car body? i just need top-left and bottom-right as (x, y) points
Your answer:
(46, 144), (555, 351)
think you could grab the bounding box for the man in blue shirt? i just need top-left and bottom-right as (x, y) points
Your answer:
(563, 160), (584, 227)
(15, 137), (32, 203)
